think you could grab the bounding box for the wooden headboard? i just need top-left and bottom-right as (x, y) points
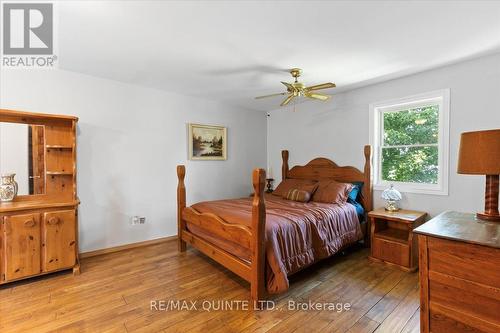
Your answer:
(281, 145), (373, 212)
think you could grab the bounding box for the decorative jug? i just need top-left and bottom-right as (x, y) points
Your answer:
(0, 173), (18, 202)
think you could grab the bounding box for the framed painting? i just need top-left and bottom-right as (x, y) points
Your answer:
(188, 123), (227, 160)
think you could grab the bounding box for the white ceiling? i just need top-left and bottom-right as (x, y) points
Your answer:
(58, 1), (500, 111)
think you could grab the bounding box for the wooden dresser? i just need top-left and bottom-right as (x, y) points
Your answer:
(414, 211), (500, 333)
(0, 109), (80, 284)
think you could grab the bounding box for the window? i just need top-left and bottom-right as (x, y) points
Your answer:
(369, 90), (449, 195)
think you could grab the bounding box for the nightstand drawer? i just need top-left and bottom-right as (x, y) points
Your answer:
(372, 237), (409, 267)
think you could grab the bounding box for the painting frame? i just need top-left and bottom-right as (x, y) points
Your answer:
(188, 123), (227, 161)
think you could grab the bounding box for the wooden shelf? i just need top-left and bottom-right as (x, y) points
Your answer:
(46, 145), (72, 150)
(0, 198), (80, 213)
(374, 228), (409, 244)
(46, 171), (73, 176)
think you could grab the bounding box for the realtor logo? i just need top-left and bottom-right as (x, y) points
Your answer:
(3, 3), (53, 54)
(2, 2), (57, 67)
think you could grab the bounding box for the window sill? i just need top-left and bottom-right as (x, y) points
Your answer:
(373, 183), (448, 196)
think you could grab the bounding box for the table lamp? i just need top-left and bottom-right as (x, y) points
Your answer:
(381, 184), (402, 211)
(457, 129), (500, 222)
(266, 167), (274, 193)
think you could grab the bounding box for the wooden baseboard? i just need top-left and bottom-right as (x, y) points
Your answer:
(79, 235), (177, 259)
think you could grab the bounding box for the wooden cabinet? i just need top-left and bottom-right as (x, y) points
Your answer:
(1, 207), (79, 283)
(1, 206), (79, 284)
(414, 211), (500, 333)
(0, 109), (80, 285)
(42, 210), (77, 272)
(368, 208), (426, 272)
(2, 213), (41, 281)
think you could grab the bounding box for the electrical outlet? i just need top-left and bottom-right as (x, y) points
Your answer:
(131, 216), (146, 225)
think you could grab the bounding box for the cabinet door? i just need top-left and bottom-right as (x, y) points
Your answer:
(3, 213), (41, 281)
(42, 210), (76, 272)
(0, 217), (3, 283)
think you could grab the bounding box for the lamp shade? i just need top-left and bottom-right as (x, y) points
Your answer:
(457, 129), (500, 175)
(381, 184), (402, 201)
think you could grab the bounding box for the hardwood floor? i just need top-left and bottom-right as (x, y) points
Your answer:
(0, 240), (420, 333)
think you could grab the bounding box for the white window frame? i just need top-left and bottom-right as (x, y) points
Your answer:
(369, 89), (450, 196)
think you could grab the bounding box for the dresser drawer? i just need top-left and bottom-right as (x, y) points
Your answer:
(429, 302), (500, 333)
(428, 237), (500, 288)
(430, 277), (500, 325)
(372, 237), (409, 267)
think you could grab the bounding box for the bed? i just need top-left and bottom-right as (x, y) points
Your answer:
(176, 146), (372, 301)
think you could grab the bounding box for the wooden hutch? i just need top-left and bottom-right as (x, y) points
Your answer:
(0, 109), (80, 284)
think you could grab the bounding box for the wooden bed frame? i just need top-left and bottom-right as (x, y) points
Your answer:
(177, 145), (372, 302)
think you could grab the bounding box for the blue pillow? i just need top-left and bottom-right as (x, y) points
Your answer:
(348, 198), (365, 217)
(348, 183), (363, 201)
(348, 182), (365, 222)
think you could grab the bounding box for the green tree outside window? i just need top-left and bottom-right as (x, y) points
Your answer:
(381, 105), (439, 184)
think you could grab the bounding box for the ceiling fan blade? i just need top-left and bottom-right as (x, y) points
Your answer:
(305, 92), (330, 101)
(255, 92), (287, 99)
(280, 95), (295, 106)
(281, 81), (295, 91)
(305, 82), (336, 91)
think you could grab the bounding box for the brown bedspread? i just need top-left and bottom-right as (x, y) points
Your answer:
(188, 193), (362, 294)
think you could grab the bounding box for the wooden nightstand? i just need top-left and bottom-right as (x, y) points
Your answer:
(368, 208), (426, 272)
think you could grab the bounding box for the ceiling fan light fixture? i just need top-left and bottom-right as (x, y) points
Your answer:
(255, 68), (336, 107)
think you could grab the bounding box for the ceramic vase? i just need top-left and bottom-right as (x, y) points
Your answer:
(0, 173), (18, 202)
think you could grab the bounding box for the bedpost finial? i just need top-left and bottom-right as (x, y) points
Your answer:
(282, 150), (289, 160)
(282, 150), (289, 181)
(252, 168), (266, 194)
(364, 145), (372, 159)
(177, 165), (185, 180)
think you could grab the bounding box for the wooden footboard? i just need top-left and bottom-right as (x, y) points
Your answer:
(177, 166), (267, 302)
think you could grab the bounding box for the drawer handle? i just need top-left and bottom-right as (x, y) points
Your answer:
(48, 217), (60, 225)
(24, 219), (35, 227)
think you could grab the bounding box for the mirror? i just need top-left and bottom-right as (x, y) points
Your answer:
(0, 122), (45, 196)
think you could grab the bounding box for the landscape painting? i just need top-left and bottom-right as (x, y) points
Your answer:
(188, 123), (227, 160)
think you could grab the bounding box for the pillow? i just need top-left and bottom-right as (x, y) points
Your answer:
(299, 182), (319, 195)
(273, 179), (318, 197)
(348, 198), (365, 222)
(348, 183), (363, 201)
(312, 180), (353, 204)
(283, 189), (312, 203)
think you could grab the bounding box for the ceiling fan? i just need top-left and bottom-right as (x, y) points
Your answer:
(255, 68), (336, 106)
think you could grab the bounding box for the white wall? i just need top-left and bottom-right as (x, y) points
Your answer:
(1, 52), (497, 253)
(0, 122), (29, 195)
(0, 69), (267, 252)
(268, 53), (500, 218)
